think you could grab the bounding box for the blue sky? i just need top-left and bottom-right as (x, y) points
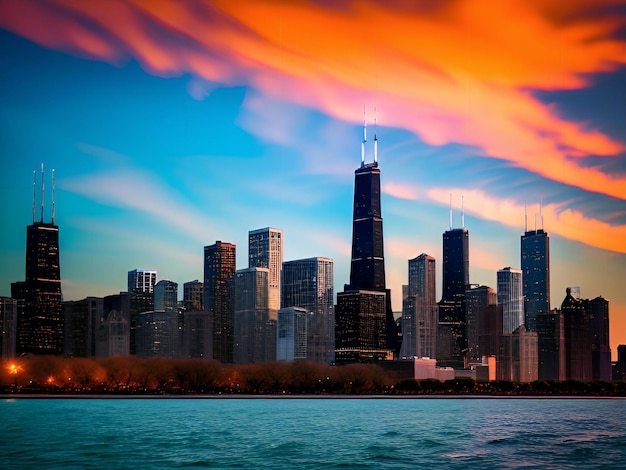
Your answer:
(1, 1), (624, 355)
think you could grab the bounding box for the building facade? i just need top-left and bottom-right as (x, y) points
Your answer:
(587, 296), (611, 381)
(465, 285), (496, 364)
(281, 257), (335, 364)
(154, 280), (178, 310)
(63, 297), (103, 357)
(521, 229), (550, 332)
(248, 227), (283, 314)
(562, 288), (592, 381)
(204, 241), (236, 363)
(277, 306), (308, 361)
(537, 309), (566, 381)
(183, 280), (203, 311)
(127, 269), (157, 294)
(0, 297), (17, 359)
(498, 267), (524, 334)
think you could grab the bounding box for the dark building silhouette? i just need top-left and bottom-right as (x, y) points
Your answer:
(521, 228), (550, 332)
(63, 297), (103, 357)
(335, 119), (397, 363)
(11, 167), (63, 355)
(183, 280), (203, 311)
(204, 241), (236, 363)
(537, 309), (565, 381)
(615, 345), (626, 381)
(587, 296), (611, 381)
(465, 285), (496, 364)
(478, 304), (502, 361)
(562, 288), (592, 381)
(437, 225), (469, 368)
(0, 297), (17, 359)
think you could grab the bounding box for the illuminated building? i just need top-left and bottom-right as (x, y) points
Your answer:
(521, 227), (550, 332)
(11, 166), (63, 354)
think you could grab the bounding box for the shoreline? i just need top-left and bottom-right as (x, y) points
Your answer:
(3, 393), (626, 399)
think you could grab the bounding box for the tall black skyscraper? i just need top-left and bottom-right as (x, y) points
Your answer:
(521, 227), (550, 332)
(336, 117), (398, 363)
(11, 166), (63, 354)
(437, 209), (469, 368)
(204, 241), (236, 363)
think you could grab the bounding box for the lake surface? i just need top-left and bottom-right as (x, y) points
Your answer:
(1, 397), (625, 468)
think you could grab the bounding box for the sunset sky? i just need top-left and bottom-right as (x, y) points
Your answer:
(1, 0), (624, 356)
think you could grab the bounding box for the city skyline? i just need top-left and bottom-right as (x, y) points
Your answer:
(1, 1), (624, 357)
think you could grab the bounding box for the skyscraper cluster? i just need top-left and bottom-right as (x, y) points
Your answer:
(2, 126), (615, 383)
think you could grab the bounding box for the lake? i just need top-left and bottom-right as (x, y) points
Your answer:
(1, 397), (625, 468)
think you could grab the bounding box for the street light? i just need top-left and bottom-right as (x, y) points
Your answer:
(9, 363), (18, 387)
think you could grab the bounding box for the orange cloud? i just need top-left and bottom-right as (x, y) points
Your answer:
(1, 0), (625, 198)
(425, 187), (626, 254)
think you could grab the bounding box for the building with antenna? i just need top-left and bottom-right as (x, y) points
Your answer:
(335, 112), (398, 363)
(521, 208), (550, 332)
(11, 165), (64, 354)
(437, 197), (469, 368)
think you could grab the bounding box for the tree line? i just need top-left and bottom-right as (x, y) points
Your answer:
(2, 355), (625, 396)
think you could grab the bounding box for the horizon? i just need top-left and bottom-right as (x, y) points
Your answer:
(1, 0), (624, 358)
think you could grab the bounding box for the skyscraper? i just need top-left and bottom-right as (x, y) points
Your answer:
(154, 280), (178, 310)
(521, 227), (550, 332)
(0, 297), (17, 359)
(587, 296), (611, 381)
(128, 269), (157, 294)
(11, 166), (63, 355)
(277, 306), (308, 361)
(464, 284), (496, 363)
(400, 254), (437, 359)
(183, 280), (203, 311)
(248, 227), (283, 314)
(562, 287), (592, 381)
(498, 267), (524, 334)
(437, 220), (469, 367)
(63, 296), (103, 357)
(537, 309), (566, 381)
(335, 117), (397, 362)
(204, 241), (236, 363)
(233, 267), (271, 364)
(281, 257), (335, 364)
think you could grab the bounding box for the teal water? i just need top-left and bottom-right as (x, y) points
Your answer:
(1, 397), (625, 468)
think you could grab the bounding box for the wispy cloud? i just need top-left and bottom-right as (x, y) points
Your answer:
(1, 0), (624, 198)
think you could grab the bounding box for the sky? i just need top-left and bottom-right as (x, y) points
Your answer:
(0, 0), (624, 357)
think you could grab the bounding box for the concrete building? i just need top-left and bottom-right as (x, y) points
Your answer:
(277, 306), (308, 361)
(128, 269), (157, 294)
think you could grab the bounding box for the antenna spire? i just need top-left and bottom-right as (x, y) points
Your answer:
(40, 163), (44, 223)
(373, 106), (378, 164)
(32, 171), (36, 224)
(524, 201), (527, 233)
(534, 213), (537, 232)
(461, 195), (465, 228)
(449, 193), (452, 230)
(52, 169), (55, 224)
(361, 107), (366, 166)
(540, 198), (544, 231)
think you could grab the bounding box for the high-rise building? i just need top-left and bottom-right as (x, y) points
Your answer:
(248, 227), (283, 314)
(183, 280), (203, 311)
(281, 257), (335, 364)
(204, 241), (236, 363)
(0, 297), (17, 359)
(537, 309), (566, 381)
(465, 285), (496, 364)
(521, 228), (550, 332)
(133, 309), (183, 359)
(181, 310), (213, 359)
(277, 306), (308, 361)
(154, 280), (178, 310)
(400, 254), (437, 359)
(11, 166), (63, 355)
(497, 325), (538, 382)
(128, 269), (157, 294)
(562, 287), (592, 381)
(437, 224), (469, 367)
(96, 309), (130, 358)
(586, 296), (611, 381)
(233, 267), (271, 364)
(335, 119), (397, 362)
(63, 297), (103, 357)
(498, 267), (524, 334)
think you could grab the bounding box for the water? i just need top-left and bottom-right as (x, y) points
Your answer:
(1, 397), (625, 468)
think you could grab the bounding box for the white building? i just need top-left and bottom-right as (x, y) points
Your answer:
(128, 269), (157, 294)
(498, 267), (524, 334)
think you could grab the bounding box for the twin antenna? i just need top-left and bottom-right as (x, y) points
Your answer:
(32, 163), (55, 224)
(361, 106), (378, 166)
(448, 193), (465, 230)
(524, 200), (545, 232)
